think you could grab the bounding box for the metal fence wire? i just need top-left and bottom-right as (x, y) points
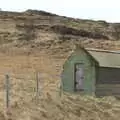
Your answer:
(0, 72), (61, 111)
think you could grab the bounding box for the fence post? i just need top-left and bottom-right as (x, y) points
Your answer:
(4, 74), (12, 120)
(5, 74), (10, 110)
(36, 72), (40, 100)
(59, 74), (63, 97)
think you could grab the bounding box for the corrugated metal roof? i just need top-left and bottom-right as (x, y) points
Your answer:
(86, 48), (120, 68)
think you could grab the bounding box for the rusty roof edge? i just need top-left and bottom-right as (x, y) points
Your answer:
(86, 48), (120, 54)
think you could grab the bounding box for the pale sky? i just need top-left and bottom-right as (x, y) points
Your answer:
(0, 0), (120, 23)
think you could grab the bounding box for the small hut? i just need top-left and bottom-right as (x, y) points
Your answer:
(61, 46), (120, 96)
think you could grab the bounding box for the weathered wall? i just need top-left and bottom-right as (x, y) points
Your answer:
(62, 48), (96, 95)
(96, 67), (120, 96)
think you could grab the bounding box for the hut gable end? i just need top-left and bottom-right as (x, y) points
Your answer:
(63, 47), (97, 70)
(62, 47), (97, 94)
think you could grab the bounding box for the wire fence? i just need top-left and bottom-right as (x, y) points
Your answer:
(0, 72), (62, 115)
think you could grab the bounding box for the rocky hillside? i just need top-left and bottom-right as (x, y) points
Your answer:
(0, 9), (120, 52)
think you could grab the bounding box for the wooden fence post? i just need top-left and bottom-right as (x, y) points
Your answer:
(59, 74), (63, 97)
(5, 74), (10, 109)
(36, 72), (40, 100)
(4, 74), (12, 120)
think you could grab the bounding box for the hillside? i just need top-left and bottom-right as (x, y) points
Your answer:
(0, 9), (120, 55)
(0, 9), (120, 120)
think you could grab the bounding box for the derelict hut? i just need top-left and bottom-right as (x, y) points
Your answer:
(61, 46), (120, 96)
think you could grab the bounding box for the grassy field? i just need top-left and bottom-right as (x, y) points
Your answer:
(0, 47), (119, 120)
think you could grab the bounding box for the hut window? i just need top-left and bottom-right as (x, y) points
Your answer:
(74, 63), (84, 91)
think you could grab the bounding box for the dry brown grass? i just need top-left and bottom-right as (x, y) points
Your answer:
(0, 46), (119, 120)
